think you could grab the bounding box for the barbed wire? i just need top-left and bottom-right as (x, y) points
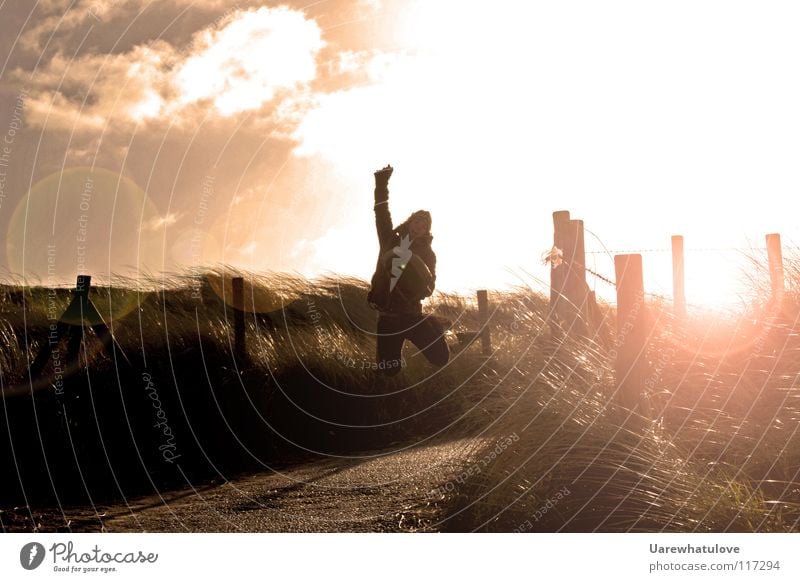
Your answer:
(566, 264), (672, 304)
(585, 266), (616, 287)
(554, 226), (798, 299)
(586, 246), (800, 255)
(586, 249), (668, 254)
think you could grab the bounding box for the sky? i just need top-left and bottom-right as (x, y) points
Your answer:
(1, 0), (799, 306)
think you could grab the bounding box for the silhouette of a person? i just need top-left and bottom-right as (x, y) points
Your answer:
(367, 165), (449, 376)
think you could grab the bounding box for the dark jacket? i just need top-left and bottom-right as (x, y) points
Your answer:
(368, 184), (436, 315)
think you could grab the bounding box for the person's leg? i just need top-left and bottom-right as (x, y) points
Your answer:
(376, 314), (406, 376)
(407, 314), (450, 367)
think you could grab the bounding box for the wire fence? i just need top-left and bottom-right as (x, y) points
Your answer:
(587, 246), (800, 255)
(560, 226), (798, 307)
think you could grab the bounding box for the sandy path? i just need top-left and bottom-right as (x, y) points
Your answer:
(17, 438), (482, 533)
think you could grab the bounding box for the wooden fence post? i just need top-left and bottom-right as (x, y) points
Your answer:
(614, 254), (648, 412)
(548, 211), (570, 337)
(551, 210), (571, 299)
(568, 218), (589, 335)
(76, 274), (91, 296)
(766, 233), (784, 302)
(477, 289), (491, 356)
(569, 219), (586, 285)
(671, 235), (686, 318)
(232, 276), (245, 359)
(65, 275), (91, 369)
(29, 274), (130, 380)
(549, 211), (590, 337)
(552, 211), (571, 247)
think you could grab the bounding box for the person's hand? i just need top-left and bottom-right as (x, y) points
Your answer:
(374, 164), (393, 189)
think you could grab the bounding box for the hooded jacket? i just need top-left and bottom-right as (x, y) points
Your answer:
(367, 183), (436, 314)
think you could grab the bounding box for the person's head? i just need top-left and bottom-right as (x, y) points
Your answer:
(397, 210), (432, 240)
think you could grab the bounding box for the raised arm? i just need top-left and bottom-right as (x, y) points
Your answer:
(373, 164), (395, 250)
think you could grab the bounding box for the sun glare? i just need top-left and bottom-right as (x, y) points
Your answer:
(290, 1), (798, 308)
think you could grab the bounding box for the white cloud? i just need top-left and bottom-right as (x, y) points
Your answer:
(145, 211), (183, 230)
(19, 5), (325, 129)
(173, 6), (324, 117)
(237, 240), (258, 256)
(21, 0), (273, 51)
(330, 50), (367, 75)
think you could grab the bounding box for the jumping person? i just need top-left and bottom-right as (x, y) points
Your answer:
(367, 165), (450, 376)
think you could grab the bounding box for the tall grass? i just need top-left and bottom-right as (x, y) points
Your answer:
(0, 267), (497, 511)
(3, 255), (800, 532)
(442, 253), (800, 532)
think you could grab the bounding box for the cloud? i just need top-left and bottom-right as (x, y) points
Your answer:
(173, 6), (324, 116)
(19, 0), (268, 53)
(145, 211), (183, 231)
(6, 0), (525, 285)
(15, 42), (175, 131)
(17, 5), (324, 130)
(236, 240), (258, 256)
(20, 1), (117, 53)
(230, 186), (259, 206)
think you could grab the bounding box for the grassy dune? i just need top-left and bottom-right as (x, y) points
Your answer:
(444, 257), (800, 532)
(2, 259), (800, 532)
(0, 268), (496, 511)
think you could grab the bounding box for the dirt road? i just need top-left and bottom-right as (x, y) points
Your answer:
(5, 438), (482, 532)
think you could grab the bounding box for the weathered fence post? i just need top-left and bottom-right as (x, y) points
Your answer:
(232, 276), (246, 358)
(477, 289), (491, 356)
(569, 219), (586, 286)
(766, 233), (784, 302)
(614, 254), (649, 412)
(29, 274), (130, 380)
(550, 211), (570, 304)
(671, 235), (686, 318)
(64, 275), (91, 369)
(76, 274), (91, 296)
(549, 210), (590, 337)
(548, 211), (569, 337)
(568, 218), (589, 335)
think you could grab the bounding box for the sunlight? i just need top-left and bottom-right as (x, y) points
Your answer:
(292, 0), (800, 302)
(647, 250), (757, 311)
(174, 6), (323, 116)
(684, 252), (761, 311)
(7, 0), (800, 545)
(128, 88), (163, 121)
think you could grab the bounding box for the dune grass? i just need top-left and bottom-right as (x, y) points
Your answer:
(0, 267), (497, 513)
(2, 257), (800, 532)
(441, 254), (800, 532)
